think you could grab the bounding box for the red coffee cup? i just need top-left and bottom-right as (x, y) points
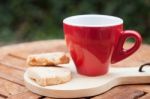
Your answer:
(63, 15), (142, 76)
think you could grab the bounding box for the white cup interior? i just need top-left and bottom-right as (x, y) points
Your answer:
(63, 14), (123, 27)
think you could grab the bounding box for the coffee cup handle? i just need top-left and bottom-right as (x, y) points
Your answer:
(111, 30), (142, 63)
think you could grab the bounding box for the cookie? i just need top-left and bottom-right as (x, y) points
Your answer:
(27, 67), (72, 86)
(27, 52), (70, 66)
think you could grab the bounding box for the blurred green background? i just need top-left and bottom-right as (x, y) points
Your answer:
(0, 0), (149, 45)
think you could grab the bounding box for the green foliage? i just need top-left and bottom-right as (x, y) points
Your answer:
(0, 0), (149, 44)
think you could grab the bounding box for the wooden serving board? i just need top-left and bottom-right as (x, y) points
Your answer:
(24, 61), (150, 98)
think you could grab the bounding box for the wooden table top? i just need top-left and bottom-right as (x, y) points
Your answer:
(0, 39), (150, 99)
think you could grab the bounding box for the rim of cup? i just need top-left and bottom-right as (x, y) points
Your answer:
(63, 14), (123, 27)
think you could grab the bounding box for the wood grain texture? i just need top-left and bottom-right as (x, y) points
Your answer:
(42, 97), (54, 99)
(91, 86), (146, 99)
(139, 94), (150, 99)
(0, 78), (27, 97)
(0, 97), (5, 99)
(0, 40), (149, 99)
(0, 40), (67, 56)
(0, 64), (24, 81)
(0, 55), (26, 71)
(7, 91), (41, 99)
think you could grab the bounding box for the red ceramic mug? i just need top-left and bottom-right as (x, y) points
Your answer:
(63, 15), (142, 76)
